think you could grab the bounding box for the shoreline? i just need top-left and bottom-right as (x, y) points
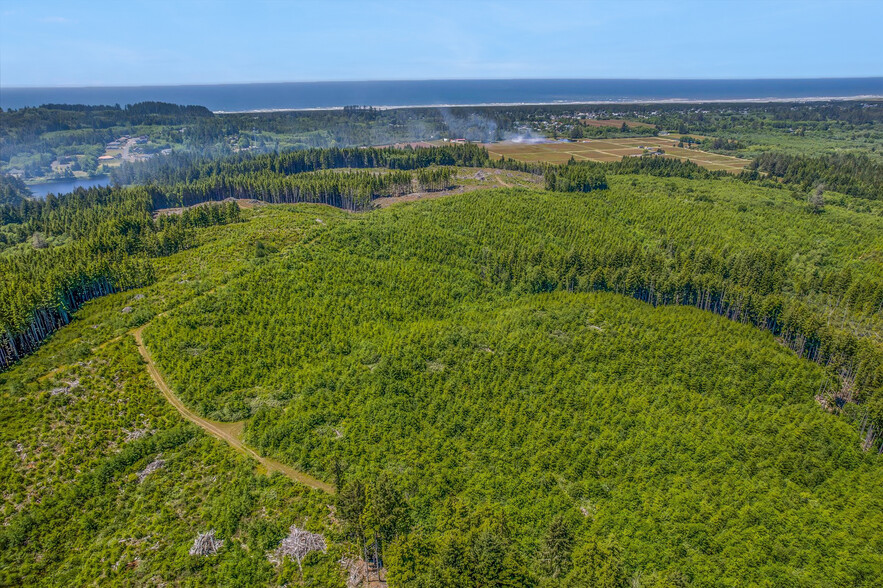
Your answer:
(213, 94), (883, 114)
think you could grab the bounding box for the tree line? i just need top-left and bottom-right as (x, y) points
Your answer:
(164, 168), (456, 210)
(0, 174), (31, 206)
(544, 165), (608, 192)
(0, 192), (240, 369)
(750, 152), (883, 200)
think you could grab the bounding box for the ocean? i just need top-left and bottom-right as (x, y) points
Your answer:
(2, 78), (882, 112)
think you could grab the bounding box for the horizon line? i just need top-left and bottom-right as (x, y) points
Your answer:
(213, 95), (883, 114)
(3, 76), (882, 90)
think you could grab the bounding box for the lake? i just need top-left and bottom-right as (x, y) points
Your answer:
(27, 176), (112, 199)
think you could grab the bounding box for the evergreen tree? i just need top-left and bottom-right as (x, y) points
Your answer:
(539, 516), (575, 579)
(563, 537), (627, 588)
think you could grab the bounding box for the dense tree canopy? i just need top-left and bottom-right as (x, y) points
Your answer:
(751, 152), (883, 199)
(136, 195), (882, 585)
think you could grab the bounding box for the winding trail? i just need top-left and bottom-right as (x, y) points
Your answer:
(132, 325), (334, 494)
(493, 173), (513, 188)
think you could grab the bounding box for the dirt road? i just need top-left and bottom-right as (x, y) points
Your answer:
(494, 173), (513, 188)
(132, 326), (334, 494)
(121, 138), (138, 162)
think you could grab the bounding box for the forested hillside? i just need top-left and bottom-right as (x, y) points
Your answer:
(0, 102), (217, 181)
(0, 187), (241, 368)
(0, 145), (499, 370)
(750, 151), (883, 199)
(1, 136), (883, 586)
(2, 187), (880, 586)
(0, 213), (343, 586)
(0, 102), (517, 182)
(0, 173), (31, 206)
(4, 146), (883, 436)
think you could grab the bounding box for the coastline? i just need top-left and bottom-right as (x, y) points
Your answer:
(212, 94), (883, 114)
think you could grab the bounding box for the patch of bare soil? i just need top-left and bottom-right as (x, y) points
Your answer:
(372, 184), (485, 208)
(371, 168), (540, 208)
(153, 198), (261, 218)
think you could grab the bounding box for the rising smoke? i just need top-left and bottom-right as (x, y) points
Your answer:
(438, 108), (499, 142)
(437, 108), (550, 143)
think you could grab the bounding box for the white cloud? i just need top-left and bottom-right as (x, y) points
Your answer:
(39, 16), (75, 24)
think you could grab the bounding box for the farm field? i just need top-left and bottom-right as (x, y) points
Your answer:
(580, 118), (656, 128)
(483, 136), (750, 171)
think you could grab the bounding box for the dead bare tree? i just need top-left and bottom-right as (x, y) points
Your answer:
(340, 557), (367, 588)
(267, 525), (327, 574)
(807, 183), (825, 213)
(136, 456), (165, 483)
(189, 530), (223, 556)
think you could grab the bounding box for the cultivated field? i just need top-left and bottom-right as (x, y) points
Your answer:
(580, 118), (655, 128)
(483, 137), (750, 172)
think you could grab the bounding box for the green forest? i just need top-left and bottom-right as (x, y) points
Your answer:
(1, 102), (882, 586)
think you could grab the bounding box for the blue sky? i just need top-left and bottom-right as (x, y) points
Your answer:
(1, 0), (881, 87)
